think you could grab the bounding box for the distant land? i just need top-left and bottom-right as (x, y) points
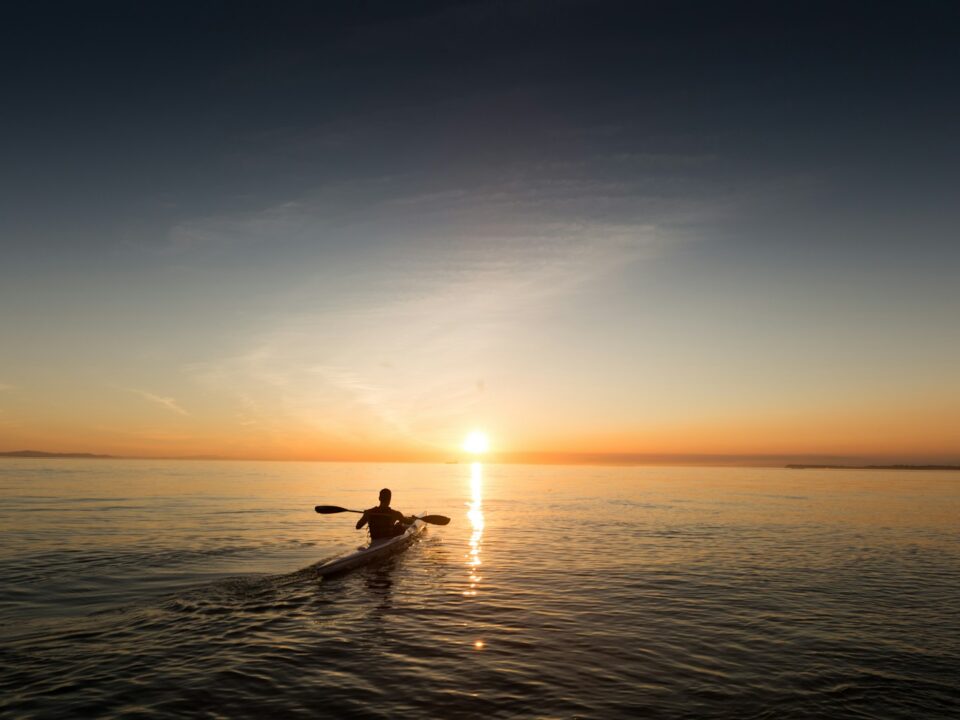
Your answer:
(2, 450), (958, 469)
(0, 450), (230, 460)
(787, 464), (960, 471)
(0, 450), (115, 459)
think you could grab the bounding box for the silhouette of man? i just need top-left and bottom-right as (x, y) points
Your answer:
(356, 488), (413, 539)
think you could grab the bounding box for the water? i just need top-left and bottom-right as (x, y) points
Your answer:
(1, 459), (958, 718)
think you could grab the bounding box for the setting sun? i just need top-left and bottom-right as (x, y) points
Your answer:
(462, 431), (490, 454)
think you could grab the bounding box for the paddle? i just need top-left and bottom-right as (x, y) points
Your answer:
(314, 505), (451, 526)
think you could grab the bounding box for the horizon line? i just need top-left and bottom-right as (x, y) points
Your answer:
(2, 449), (959, 468)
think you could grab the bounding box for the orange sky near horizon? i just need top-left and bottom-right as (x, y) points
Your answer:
(3, 267), (958, 465)
(2, 375), (957, 463)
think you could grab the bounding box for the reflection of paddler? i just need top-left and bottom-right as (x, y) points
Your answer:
(356, 488), (416, 539)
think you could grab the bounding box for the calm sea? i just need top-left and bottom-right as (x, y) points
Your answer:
(1, 459), (958, 718)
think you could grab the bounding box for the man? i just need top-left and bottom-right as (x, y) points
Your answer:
(356, 488), (414, 539)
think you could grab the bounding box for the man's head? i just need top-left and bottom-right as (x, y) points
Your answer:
(378, 488), (392, 506)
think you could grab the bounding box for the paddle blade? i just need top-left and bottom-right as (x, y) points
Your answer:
(315, 505), (351, 514)
(419, 514), (451, 526)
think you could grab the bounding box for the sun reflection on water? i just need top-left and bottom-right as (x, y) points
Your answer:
(464, 461), (484, 599)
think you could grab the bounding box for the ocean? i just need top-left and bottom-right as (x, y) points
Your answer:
(1, 459), (958, 718)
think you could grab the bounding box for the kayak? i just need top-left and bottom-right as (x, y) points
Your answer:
(314, 512), (426, 577)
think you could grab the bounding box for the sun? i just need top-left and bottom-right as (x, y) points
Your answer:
(462, 430), (489, 454)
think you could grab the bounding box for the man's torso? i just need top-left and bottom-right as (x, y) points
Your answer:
(365, 506), (404, 539)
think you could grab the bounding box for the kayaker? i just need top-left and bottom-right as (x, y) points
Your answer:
(356, 488), (413, 539)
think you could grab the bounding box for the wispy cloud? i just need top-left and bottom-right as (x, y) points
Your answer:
(129, 389), (189, 416)
(0, 383), (13, 392)
(172, 167), (704, 448)
(311, 365), (411, 437)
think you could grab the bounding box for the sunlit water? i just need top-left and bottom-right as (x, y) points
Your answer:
(1, 459), (958, 718)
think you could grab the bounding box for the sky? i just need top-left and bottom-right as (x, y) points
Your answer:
(1, 1), (958, 463)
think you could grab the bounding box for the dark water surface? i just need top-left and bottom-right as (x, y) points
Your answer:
(1, 460), (958, 718)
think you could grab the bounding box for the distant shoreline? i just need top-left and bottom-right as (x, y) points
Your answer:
(2, 451), (958, 470)
(786, 464), (960, 471)
(0, 451), (115, 459)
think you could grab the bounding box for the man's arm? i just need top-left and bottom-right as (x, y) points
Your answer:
(356, 511), (368, 530)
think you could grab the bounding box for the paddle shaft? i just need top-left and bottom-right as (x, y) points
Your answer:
(314, 505), (450, 525)
(314, 505), (396, 516)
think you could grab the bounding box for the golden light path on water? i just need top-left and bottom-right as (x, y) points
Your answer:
(466, 461), (485, 651)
